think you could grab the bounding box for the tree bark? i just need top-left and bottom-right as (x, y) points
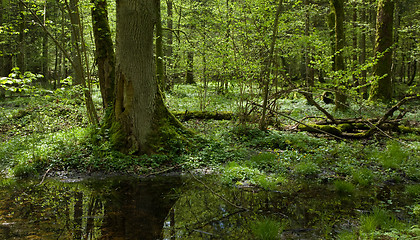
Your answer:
(304, 0), (314, 91)
(17, 1), (26, 73)
(329, 0), (347, 111)
(165, 0), (173, 90)
(41, 0), (49, 82)
(369, 0), (394, 101)
(0, 0), (5, 100)
(185, 51), (195, 84)
(113, 0), (188, 154)
(91, 0), (115, 109)
(156, 1), (165, 90)
(359, 5), (367, 98)
(352, 3), (357, 86)
(67, 0), (83, 85)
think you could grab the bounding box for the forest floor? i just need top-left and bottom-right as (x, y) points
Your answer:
(0, 84), (419, 238)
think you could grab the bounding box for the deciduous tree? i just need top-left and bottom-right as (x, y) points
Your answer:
(112, 0), (189, 154)
(369, 0), (394, 101)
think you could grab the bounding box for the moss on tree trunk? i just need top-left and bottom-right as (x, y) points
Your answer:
(91, 0), (115, 110)
(112, 0), (192, 154)
(370, 0), (394, 102)
(329, 0), (347, 111)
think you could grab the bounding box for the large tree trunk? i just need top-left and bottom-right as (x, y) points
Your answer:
(91, 0), (115, 109)
(369, 0), (394, 101)
(113, 0), (188, 154)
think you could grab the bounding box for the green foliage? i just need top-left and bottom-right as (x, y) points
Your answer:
(11, 163), (37, 178)
(221, 162), (285, 190)
(0, 68), (43, 94)
(246, 152), (287, 173)
(413, 204), (420, 220)
(360, 207), (404, 237)
(294, 161), (320, 176)
(251, 217), (287, 240)
(336, 230), (358, 240)
(368, 141), (410, 170)
(405, 184), (420, 198)
(334, 180), (356, 195)
(352, 167), (375, 187)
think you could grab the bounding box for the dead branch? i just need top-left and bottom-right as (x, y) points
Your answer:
(376, 95), (420, 126)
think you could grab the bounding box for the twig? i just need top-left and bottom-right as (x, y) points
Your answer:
(144, 163), (186, 177)
(250, 101), (345, 140)
(298, 90), (337, 124)
(38, 168), (51, 185)
(376, 95), (420, 126)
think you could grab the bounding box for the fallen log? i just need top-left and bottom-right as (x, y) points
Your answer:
(172, 110), (234, 121)
(296, 122), (420, 139)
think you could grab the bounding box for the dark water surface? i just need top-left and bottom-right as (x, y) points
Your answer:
(0, 174), (415, 239)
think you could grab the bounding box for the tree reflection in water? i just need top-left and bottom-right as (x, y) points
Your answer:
(0, 176), (181, 239)
(0, 175), (415, 239)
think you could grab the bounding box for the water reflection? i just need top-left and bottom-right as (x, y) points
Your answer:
(0, 175), (415, 239)
(0, 176), (181, 239)
(163, 176), (415, 239)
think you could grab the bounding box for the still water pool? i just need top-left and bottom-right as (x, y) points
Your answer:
(0, 174), (416, 239)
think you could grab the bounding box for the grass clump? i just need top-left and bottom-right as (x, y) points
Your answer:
(336, 230), (358, 240)
(294, 161), (320, 177)
(334, 180), (356, 195)
(352, 167), (375, 187)
(246, 151), (287, 173)
(221, 162), (285, 190)
(359, 207), (405, 238)
(369, 141), (410, 170)
(251, 217), (287, 240)
(405, 184), (420, 198)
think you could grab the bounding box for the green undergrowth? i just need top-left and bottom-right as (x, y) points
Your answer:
(0, 88), (186, 177)
(1, 84), (419, 238)
(336, 206), (418, 240)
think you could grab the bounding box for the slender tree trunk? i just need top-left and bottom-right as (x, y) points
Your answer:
(369, 0), (394, 101)
(18, 1), (26, 73)
(359, 5), (367, 98)
(407, 60), (416, 86)
(186, 51), (195, 84)
(65, 0), (99, 124)
(113, 0), (188, 154)
(42, 33), (49, 82)
(91, 0), (115, 110)
(0, 0), (5, 99)
(327, 7), (336, 71)
(67, 0), (83, 85)
(304, 0), (314, 91)
(352, 3), (357, 86)
(392, 1), (400, 84)
(41, 0), (49, 83)
(165, 0), (173, 90)
(259, 0), (282, 131)
(330, 0), (347, 111)
(156, 1), (165, 90)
